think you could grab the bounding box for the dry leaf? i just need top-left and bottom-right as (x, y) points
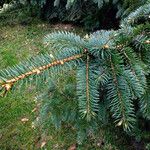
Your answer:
(32, 108), (37, 113)
(40, 141), (46, 148)
(21, 117), (29, 123)
(68, 144), (76, 150)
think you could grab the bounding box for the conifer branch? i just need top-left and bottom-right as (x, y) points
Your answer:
(108, 56), (136, 130)
(118, 47), (146, 98)
(77, 55), (99, 121)
(0, 3), (149, 135)
(109, 56), (126, 121)
(0, 53), (83, 96)
(85, 54), (90, 120)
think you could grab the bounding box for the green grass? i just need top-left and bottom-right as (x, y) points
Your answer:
(0, 20), (51, 149)
(0, 20), (92, 150)
(0, 22), (50, 68)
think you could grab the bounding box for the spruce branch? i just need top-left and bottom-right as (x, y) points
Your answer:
(77, 54), (100, 121)
(0, 53), (83, 96)
(44, 31), (86, 51)
(140, 87), (150, 120)
(121, 2), (150, 26)
(117, 47), (146, 98)
(108, 55), (136, 131)
(0, 7), (150, 135)
(85, 54), (90, 119)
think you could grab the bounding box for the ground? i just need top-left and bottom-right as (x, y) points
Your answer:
(0, 20), (84, 150)
(1, 20), (113, 150)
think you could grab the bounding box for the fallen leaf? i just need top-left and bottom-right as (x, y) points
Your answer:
(68, 144), (76, 150)
(31, 108), (37, 113)
(21, 117), (29, 123)
(40, 141), (46, 148)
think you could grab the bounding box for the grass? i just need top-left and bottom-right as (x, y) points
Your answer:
(0, 20), (83, 149)
(0, 20), (50, 149)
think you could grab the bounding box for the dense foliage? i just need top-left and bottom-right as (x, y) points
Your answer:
(0, 2), (150, 147)
(0, 0), (149, 30)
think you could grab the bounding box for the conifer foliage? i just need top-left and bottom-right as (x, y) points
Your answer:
(0, 2), (150, 142)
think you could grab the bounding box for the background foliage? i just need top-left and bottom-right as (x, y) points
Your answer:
(0, 0), (149, 30)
